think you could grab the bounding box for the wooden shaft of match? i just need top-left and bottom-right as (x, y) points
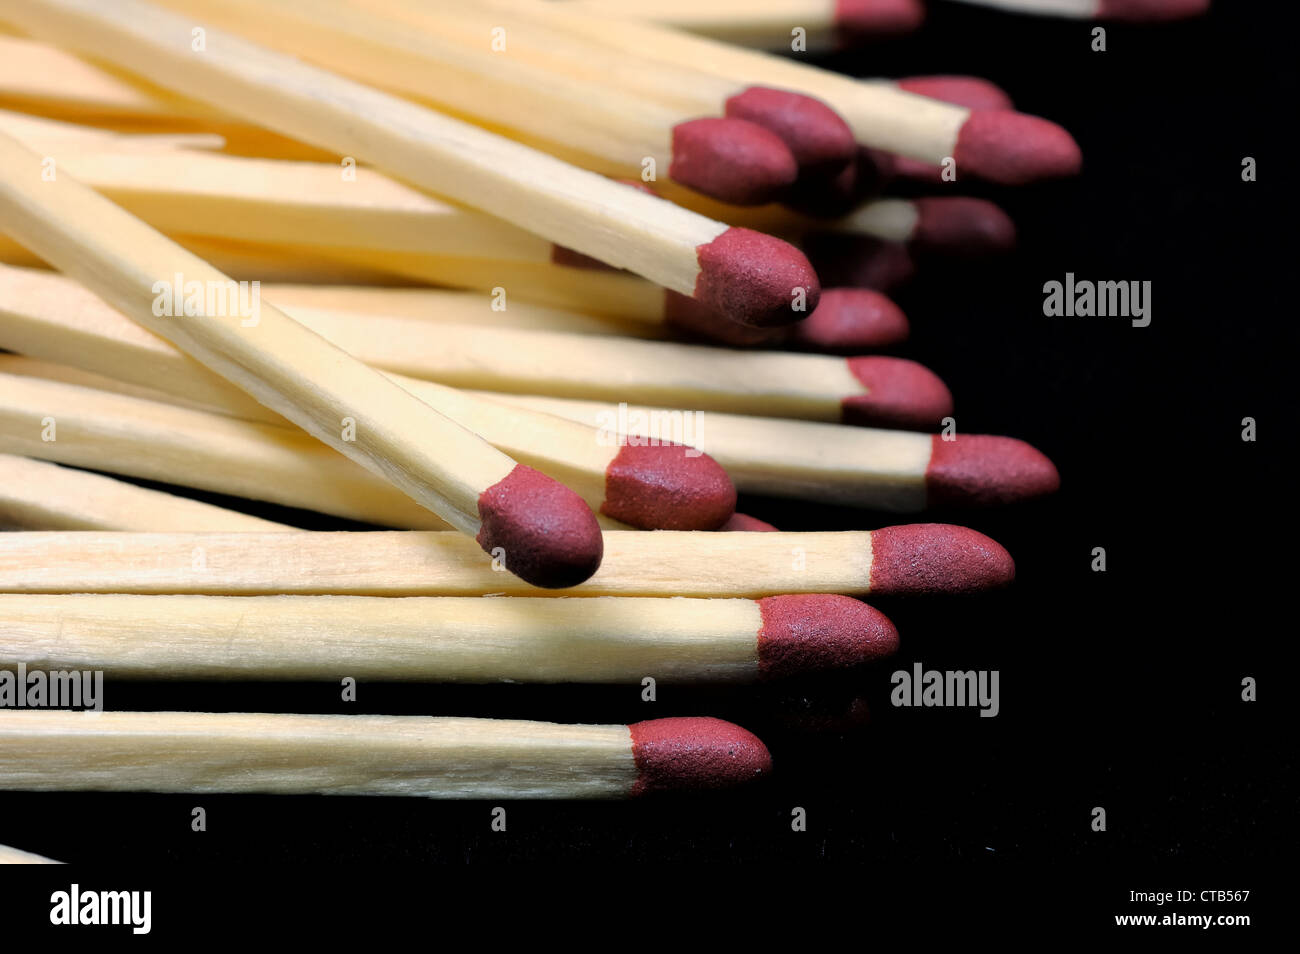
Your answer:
(947, 0), (1100, 16)
(0, 129), (522, 536)
(0, 711), (639, 799)
(0, 454), (289, 531)
(480, 0), (969, 161)
(0, 109), (227, 153)
(0, 843), (62, 864)
(154, 0), (701, 171)
(0, 275), (629, 508)
(4, 0), (729, 294)
(0, 530), (873, 597)
(0, 594), (764, 682)
(479, 392), (933, 510)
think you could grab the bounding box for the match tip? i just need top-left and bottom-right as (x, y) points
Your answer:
(869, 523), (1016, 595)
(630, 717), (772, 795)
(843, 356), (954, 430)
(721, 512), (779, 531)
(954, 110), (1083, 185)
(927, 435), (1060, 507)
(694, 227), (821, 328)
(804, 234), (916, 291)
(602, 443), (737, 530)
(757, 594), (899, 678)
(726, 87), (856, 174)
(788, 287), (910, 352)
(1097, 0), (1210, 21)
(476, 464), (604, 588)
(896, 75), (1015, 111)
(911, 197), (1017, 256)
(671, 117), (798, 205)
(835, 0), (926, 33)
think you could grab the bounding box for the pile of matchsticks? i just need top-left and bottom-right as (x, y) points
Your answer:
(0, 0), (1205, 833)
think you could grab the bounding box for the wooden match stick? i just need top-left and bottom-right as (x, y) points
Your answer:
(546, 0), (925, 46)
(0, 280), (739, 530)
(0, 843), (62, 865)
(0, 109), (226, 152)
(0, 129), (606, 586)
(0, 526), (1016, 597)
(0, 711), (772, 798)
(5, 0), (819, 328)
(463, 0), (1082, 183)
(0, 592), (897, 681)
(154, 0), (816, 205)
(944, 0), (1208, 21)
(0, 455), (288, 531)
(0, 265), (945, 430)
(482, 392), (1060, 509)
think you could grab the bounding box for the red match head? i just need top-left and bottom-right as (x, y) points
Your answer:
(693, 227), (821, 328)
(725, 87), (856, 174)
(476, 464), (604, 588)
(896, 75), (1015, 112)
(953, 110), (1083, 185)
(910, 197), (1017, 256)
(868, 523), (1016, 595)
(788, 287), (910, 352)
(720, 512), (779, 532)
(835, 0), (926, 34)
(843, 356), (954, 430)
(629, 717), (772, 795)
(601, 443), (737, 530)
(926, 435), (1060, 507)
(757, 594), (899, 678)
(670, 117), (798, 205)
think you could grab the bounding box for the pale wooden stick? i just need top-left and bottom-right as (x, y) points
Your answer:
(0, 843), (62, 864)
(0, 109), (226, 151)
(0, 592), (819, 682)
(4, 0), (813, 328)
(0, 454), (288, 531)
(0, 525), (1014, 597)
(0, 127), (604, 586)
(0, 710), (770, 798)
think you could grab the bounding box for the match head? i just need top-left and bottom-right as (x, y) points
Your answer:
(476, 464), (604, 588)
(788, 288), (910, 352)
(1097, 0), (1210, 21)
(843, 356), (954, 430)
(757, 594), (899, 678)
(804, 234), (916, 292)
(601, 443), (737, 530)
(835, 0), (926, 34)
(721, 512), (779, 531)
(663, 291), (777, 345)
(896, 75), (1015, 111)
(910, 197), (1017, 256)
(629, 717), (772, 795)
(670, 117), (798, 206)
(693, 227), (821, 328)
(725, 87), (856, 174)
(927, 435), (1060, 507)
(953, 111), (1083, 185)
(869, 523), (1016, 595)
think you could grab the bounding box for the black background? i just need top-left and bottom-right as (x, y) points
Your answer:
(0, 0), (1290, 919)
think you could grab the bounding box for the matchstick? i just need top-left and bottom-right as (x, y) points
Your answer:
(550, 0), (926, 46)
(0, 843), (61, 864)
(0, 526), (1016, 598)
(0, 109), (226, 152)
(153, 0), (822, 205)
(0, 592), (898, 681)
(0, 130), (606, 586)
(0, 280), (740, 530)
(5, 0), (820, 328)
(0, 455), (289, 531)
(0, 263), (944, 429)
(0, 711), (772, 798)
(465, 0), (1082, 183)
(942, 0), (1209, 21)
(480, 392), (1060, 509)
